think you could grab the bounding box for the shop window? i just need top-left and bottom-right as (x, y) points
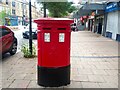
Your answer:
(116, 34), (120, 42)
(106, 32), (112, 39)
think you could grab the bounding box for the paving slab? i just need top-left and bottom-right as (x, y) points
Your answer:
(81, 82), (100, 88)
(2, 80), (15, 88)
(64, 81), (82, 88)
(98, 83), (118, 88)
(27, 80), (45, 88)
(8, 80), (30, 88)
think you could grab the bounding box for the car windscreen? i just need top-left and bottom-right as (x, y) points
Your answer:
(0, 28), (2, 37)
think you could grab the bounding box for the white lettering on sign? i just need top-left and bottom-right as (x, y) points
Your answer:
(59, 33), (65, 42)
(106, 3), (117, 10)
(44, 33), (50, 42)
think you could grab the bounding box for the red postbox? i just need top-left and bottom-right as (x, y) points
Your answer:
(34, 18), (73, 87)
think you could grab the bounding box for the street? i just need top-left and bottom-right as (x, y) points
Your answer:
(12, 27), (37, 53)
(2, 27), (37, 60)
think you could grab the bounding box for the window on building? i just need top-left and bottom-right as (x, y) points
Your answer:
(12, 1), (15, 7)
(0, 6), (2, 11)
(17, 2), (19, 9)
(21, 3), (23, 8)
(22, 3), (24, 8)
(12, 9), (15, 14)
(6, 0), (8, 4)
(0, 0), (2, 3)
(24, 5), (26, 9)
(22, 4), (26, 9)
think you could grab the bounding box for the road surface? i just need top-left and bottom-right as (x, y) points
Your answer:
(12, 27), (37, 53)
(2, 27), (37, 60)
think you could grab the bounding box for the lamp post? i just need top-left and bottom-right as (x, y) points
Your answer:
(29, 0), (32, 55)
(22, 2), (24, 25)
(43, 2), (46, 17)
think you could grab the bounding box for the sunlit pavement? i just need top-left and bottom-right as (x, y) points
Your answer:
(1, 31), (119, 89)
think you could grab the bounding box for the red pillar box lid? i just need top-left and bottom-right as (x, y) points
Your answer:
(34, 18), (73, 26)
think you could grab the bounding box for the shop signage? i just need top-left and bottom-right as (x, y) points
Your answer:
(10, 16), (18, 26)
(10, 16), (18, 20)
(105, 2), (120, 12)
(83, 16), (88, 18)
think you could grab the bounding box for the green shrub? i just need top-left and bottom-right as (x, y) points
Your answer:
(21, 43), (36, 58)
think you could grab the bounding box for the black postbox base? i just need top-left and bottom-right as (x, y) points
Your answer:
(38, 65), (70, 87)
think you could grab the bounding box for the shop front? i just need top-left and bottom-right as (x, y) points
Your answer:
(105, 2), (120, 41)
(10, 15), (18, 26)
(88, 10), (105, 35)
(74, 3), (105, 32)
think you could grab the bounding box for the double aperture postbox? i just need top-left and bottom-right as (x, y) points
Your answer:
(34, 18), (73, 87)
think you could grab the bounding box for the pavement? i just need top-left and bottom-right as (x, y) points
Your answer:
(1, 31), (119, 89)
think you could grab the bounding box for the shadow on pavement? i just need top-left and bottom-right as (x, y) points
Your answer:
(1, 53), (11, 62)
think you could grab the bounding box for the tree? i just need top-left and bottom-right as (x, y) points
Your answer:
(0, 10), (7, 25)
(37, 1), (76, 17)
(0, 10), (11, 25)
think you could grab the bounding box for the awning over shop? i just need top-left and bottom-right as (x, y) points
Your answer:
(73, 8), (92, 18)
(83, 3), (105, 10)
(78, 8), (92, 17)
(73, 3), (106, 18)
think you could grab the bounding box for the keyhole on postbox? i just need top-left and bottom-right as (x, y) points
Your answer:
(44, 33), (50, 42)
(59, 33), (65, 42)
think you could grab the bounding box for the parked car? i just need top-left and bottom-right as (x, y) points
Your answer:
(22, 22), (37, 39)
(0, 26), (17, 55)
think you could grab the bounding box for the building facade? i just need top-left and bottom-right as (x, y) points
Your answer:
(0, 0), (42, 26)
(73, 0), (120, 42)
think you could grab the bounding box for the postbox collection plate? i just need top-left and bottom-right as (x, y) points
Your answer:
(44, 33), (50, 42)
(59, 33), (65, 42)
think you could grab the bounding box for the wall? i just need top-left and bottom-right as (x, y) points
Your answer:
(16, 1), (23, 17)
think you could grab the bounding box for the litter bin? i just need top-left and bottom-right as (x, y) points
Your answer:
(34, 18), (73, 87)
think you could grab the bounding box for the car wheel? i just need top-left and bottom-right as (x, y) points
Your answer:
(23, 35), (26, 39)
(23, 35), (25, 38)
(9, 42), (17, 55)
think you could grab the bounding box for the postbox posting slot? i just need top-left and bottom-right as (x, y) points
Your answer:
(43, 28), (51, 30)
(44, 33), (50, 42)
(59, 33), (65, 42)
(58, 28), (66, 30)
